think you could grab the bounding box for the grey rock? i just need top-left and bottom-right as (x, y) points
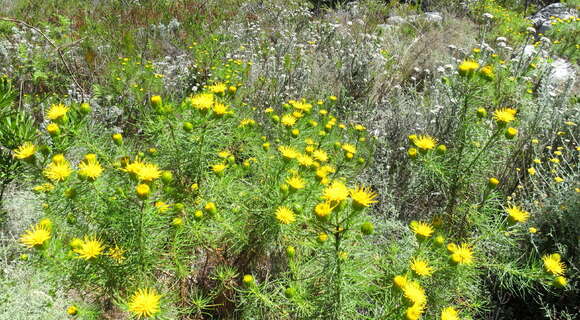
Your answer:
(529, 3), (577, 34)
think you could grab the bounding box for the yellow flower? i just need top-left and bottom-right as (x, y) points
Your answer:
(136, 183), (151, 199)
(189, 93), (214, 110)
(312, 149), (329, 162)
(350, 186), (378, 209)
(239, 118), (256, 127)
(402, 281), (426, 305)
(529, 227), (538, 234)
(212, 102), (232, 116)
(208, 82), (227, 94)
(341, 143), (357, 154)
(479, 65), (494, 80)
(407, 148), (418, 158)
(441, 307), (460, 320)
(211, 163), (228, 174)
(413, 135), (437, 150)
(542, 253), (565, 275)
(410, 258), (433, 277)
(136, 163), (161, 182)
(554, 177), (564, 183)
(20, 224), (51, 248)
(107, 245), (126, 263)
(275, 206), (295, 224)
(289, 100), (313, 112)
(43, 156), (72, 182)
(150, 95), (162, 106)
(78, 159), (103, 181)
(32, 183), (54, 193)
(405, 303), (425, 320)
(296, 154), (314, 167)
(506, 205), (530, 223)
(66, 305), (78, 315)
(13, 142), (36, 160)
(393, 275), (407, 289)
(286, 175), (305, 191)
(527, 167), (536, 175)
(553, 276), (568, 288)
(128, 288), (161, 318)
(314, 201), (334, 219)
(46, 122), (60, 135)
(322, 180), (350, 202)
(281, 114), (297, 127)
(47, 103), (69, 121)
(278, 146), (299, 160)
(450, 243), (474, 265)
(458, 60), (480, 75)
(154, 201), (171, 213)
(410, 221), (434, 238)
(493, 108), (517, 124)
(74, 236), (104, 260)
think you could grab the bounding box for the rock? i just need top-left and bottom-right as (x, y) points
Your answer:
(377, 24), (396, 33)
(529, 3), (578, 34)
(387, 16), (407, 25)
(423, 12), (442, 24)
(545, 58), (576, 96)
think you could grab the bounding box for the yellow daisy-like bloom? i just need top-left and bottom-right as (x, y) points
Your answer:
(154, 201), (171, 213)
(46, 103), (69, 121)
(212, 102), (232, 116)
(350, 186), (378, 209)
(32, 183), (54, 193)
(393, 275), (407, 289)
(458, 60), (480, 76)
(409, 221), (434, 238)
(278, 146), (299, 160)
(341, 143), (357, 154)
(316, 165), (335, 180)
(441, 307), (460, 320)
(410, 258), (434, 277)
(128, 288), (161, 318)
(43, 156), (72, 182)
(275, 206), (295, 224)
(402, 281), (427, 305)
(66, 306), (78, 315)
(314, 201), (334, 219)
(413, 135), (437, 151)
(20, 224), (51, 248)
(136, 183), (150, 199)
(13, 142), (36, 160)
(124, 158), (145, 176)
(281, 114), (297, 127)
(208, 82), (227, 94)
(211, 163), (228, 174)
(322, 180), (350, 202)
(542, 253), (565, 275)
(286, 175), (305, 190)
(405, 303), (425, 320)
(239, 118), (256, 127)
(74, 236), (104, 260)
(527, 167), (536, 175)
(136, 163), (161, 182)
(312, 149), (329, 162)
(450, 243), (474, 265)
(107, 245), (126, 263)
(289, 100), (313, 112)
(189, 93), (214, 110)
(78, 159), (103, 181)
(46, 122), (60, 135)
(506, 205), (530, 223)
(296, 154), (315, 167)
(479, 65), (494, 80)
(493, 108), (517, 124)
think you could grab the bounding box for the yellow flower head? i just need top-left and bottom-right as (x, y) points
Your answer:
(341, 143), (357, 154)
(136, 183), (150, 199)
(314, 201), (334, 219)
(189, 93), (214, 110)
(208, 82), (227, 94)
(506, 205), (530, 223)
(402, 281), (427, 305)
(410, 221), (434, 239)
(278, 146), (299, 160)
(47, 103), (69, 121)
(281, 114), (297, 127)
(296, 154), (314, 167)
(136, 163), (161, 182)
(211, 163), (228, 174)
(479, 65), (495, 80)
(20, 223), (51, 248)
(393, 275), (408, 289)
(212, 102), (232, 116)
(450, 243), (474, 265)
(107, 245), (126, 263)
(405, 303), (425, 320)
(78, 159), (103, 181)
(43, 156), (72, 182)
(312, 149), (329, 162)
(410, 258), (434, 277)
(289, 100), (313, 112)
(286, 175), (305, 190)
(350, 186), (378, 209)
(458, 60), (480, 75)
(275, 206), (295, 224)
(13, 142), (36, 160)
(441, 307), (460, 320)
(413, 135), (437, 150)
(542, 253), (565, 275)
(128, 288), (161, 318)
(74, 236), (104, 260)
(322, 180), (350, 202)
(493, 108), (517, 124)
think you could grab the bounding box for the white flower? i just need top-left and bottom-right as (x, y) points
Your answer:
(483, 13), (494, 19)
(496, 37), (507, 42)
